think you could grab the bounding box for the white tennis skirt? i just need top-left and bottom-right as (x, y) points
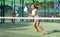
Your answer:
(34, 15), (40, 21)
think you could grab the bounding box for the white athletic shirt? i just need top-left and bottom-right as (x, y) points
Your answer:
(32, 9), (39, 17)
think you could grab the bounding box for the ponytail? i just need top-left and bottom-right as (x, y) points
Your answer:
(34, 4), (40, 9)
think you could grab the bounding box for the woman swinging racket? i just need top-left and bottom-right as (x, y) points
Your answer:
(29, 4), (45, 35)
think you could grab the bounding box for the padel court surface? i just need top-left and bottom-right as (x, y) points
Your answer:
(0, 22), (60, 37)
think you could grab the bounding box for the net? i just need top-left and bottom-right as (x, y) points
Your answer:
(0, 17), (60, 23)
(0, 17), (60, 20)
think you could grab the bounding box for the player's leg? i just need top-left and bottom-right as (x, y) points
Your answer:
(37, 20), (45, 35)
(11, 19), (15, 24)
(34, 20), (39, 32)
(11, 19), (13, 23)
(13, 19), (15, 24)
(12, 19), (14, 24)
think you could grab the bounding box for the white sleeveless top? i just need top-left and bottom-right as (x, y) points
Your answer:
(32, 9), (39, 17)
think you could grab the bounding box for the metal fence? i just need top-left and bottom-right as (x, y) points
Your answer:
(0, 0), (60, 23)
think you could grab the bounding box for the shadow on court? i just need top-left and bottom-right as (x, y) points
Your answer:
(47, 29), (60, 34)
(20, 34), (40, 37)
(0, 31), (40, 37)
(0, 22), (31, 30)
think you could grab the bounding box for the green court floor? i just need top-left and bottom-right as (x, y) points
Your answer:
(0, 22), (60, 37)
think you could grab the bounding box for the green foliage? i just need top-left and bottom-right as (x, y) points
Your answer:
(33, 0), (39, 5)
(40, 1), (54, 9)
